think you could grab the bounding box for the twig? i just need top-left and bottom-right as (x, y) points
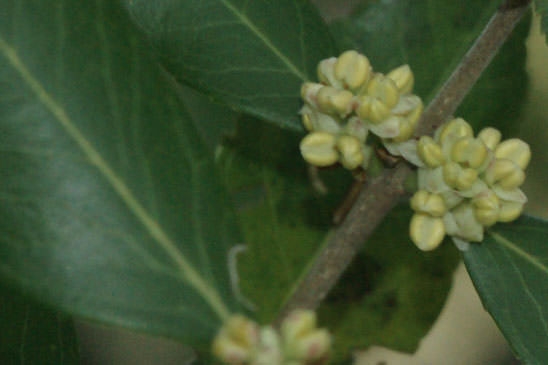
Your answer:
(275, 0), (531, 324)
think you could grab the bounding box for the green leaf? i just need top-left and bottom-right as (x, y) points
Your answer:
(0, 284), (79, 364)
(0, 1), (241, 347)
(330, 0), (529, 135)
(123, 0), (338, 131)
(536, 0), (548, 42)
(463, 215), (548, 365)
(318, 206), (460, 361)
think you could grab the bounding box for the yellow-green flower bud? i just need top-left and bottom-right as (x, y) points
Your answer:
(494, 138), (531, 170)
(281, 310), (331, 363)
(300, 132), (339, 167)
(356, 95), (391, 124)
(316, 86), (354, 116)
(443, 162), (477, 190)
(451, 203), (484, 242)
(477, 127), (501, 150)
(253, 327), (282, 365)
(418, 136), (445, 167)
(392, 119), (415, 142)
(335, 50), (371, 91)
(409, 213), (446, 251)
(367, 73), (399, 109)
(484, 159), (525, 190)
(451, 137), (488, 169)
(337, 135), (364, 170)
(317, 57), (339, 88)
(437, 118), (473, 145)
(472, 190), (500, 226)
(387, 64), (414, 94)
(301, 113), (313, 131)
(300, 82), (323, 107)
(410, 190), (447, 217)
(212, 315), (259, 364)
(498, 200), (525, 222)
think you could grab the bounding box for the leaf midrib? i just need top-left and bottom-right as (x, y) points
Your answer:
(0, 35), (231, 322)
(490, 230), (548, 275)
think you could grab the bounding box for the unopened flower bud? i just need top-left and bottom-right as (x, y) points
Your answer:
(212, 315), (259, 364)
(418, 136), (445, 167)
(316, 86), (354, 116)
(410, 213), (446, 251)
(485, 159), (525, 190)
(451, 137), (488, 169)
(300, 82), (323, 107)
(437, 118), (473, 145)
(498, 200), (525, 222)
(335, 50), (371, 91)
(291, 329), (331, 362)
(477, 127), (501, 150)
(472, 190), (500, 226)
(317, 57), (340, 88)
(392, 119), (415, 142)
(300, 132), (339, 167)
(356, 95), (391, 124)
(387, 64), (414, 94)
(367, 73), (399, 109)
(443, 162), (477, 190)
(344, 117), (368, 143)
(451, 203), (484, 242)
(494, 139), (531, 170)
(337, 135), (364, 170)
(410, 190), (447, 217)
(252, 327), (282, 365)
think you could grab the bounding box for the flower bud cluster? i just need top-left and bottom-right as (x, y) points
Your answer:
(299, 50), (423, 170)
(212, 311), (331, 365)
(409, 118), (530, 251)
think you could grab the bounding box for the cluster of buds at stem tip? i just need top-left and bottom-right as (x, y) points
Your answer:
(408, 118), (530, 251)
(299, 50), (424, 171)
(212, 310), (331, 365)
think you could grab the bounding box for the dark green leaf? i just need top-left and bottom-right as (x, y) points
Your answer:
(536, 0), (548, 42)
(319, 206), (460, 361)
(0, 284), (79, 364)
(464, 215), (548, 365)
(0, 1), (241, 347)
(123, 0), (338, 131)
(330, 0), (529, 135)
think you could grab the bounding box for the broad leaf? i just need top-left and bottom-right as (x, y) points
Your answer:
(464, 215), (548, 365)
(0, 1), (241, 347)
(536, 0), (548, 42)
(0, 284), (79, 364)
(319, 206), (459, 361)
(330, 0), (529, 135)
(123, 0), (337, 131)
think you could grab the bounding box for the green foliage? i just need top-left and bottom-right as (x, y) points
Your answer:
(123, 0), (338, 131)
(536, 0), (548, 41)
(0, 1), (241, 347)
(330, 0), (529, 135)
(0, 284), (79, 364)
(464, 215), (548, 365)
(319, 206), (460, 361)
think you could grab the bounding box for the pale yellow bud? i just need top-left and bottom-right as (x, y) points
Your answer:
(472, 190), (500, 226)
(418, 136), (445, 167)
(300, 82), (323, 107)
(212, 315), (260, 364)
(387, 64), (414, 94)
(442, 162), (460, 187)
(212, 336), (250, 364)
(367, 73), (399, 109)
(252, 327), (282, 365)
(356, 95), (390, 124)
(335, 50), (371, 91)
(451, 137), (488, 169)
(281, 310), (317, 343)
(455, 168), (478, 191)
(477, 127), (501, 150)
(337, 135), (364, 170)
(437, 118), (473, 145)
(290, 329), (331, 362)
(410, 213), (446, 251)
(392, 119), (415, 142)
(316, 86), (354, 116)
(300, 132), (339, 167)
(406, 98), (424, 128)
(451, 203), (484, 242)
(494, 139), (531, 170)
(498, 200), (525, 222)
(317, 57), (340, 88)
(410, 190), (446, 217)
(301, 113), (313, 131)
(485, 159), (525, 190)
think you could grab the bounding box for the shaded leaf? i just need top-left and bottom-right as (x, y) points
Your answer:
(319, 205), (460, 361)
(123, 0), (337, 131)
(536, 0), (548, 41)
(0, 0), (241, 347)
(0, 284), (79, 364)
(464, 215), (548, 364)
(330, 0), (529, 135)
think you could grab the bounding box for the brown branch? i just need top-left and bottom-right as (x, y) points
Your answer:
(275, 0), (531, 324)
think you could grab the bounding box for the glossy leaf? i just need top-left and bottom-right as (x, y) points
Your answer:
(536, 0), (548, 41)
(319, 206), (459, 361)
(0, 1), (241, 347)
(464, 215), (548, 364)
(123, 0), (337, 131)
(0, 284), (79, 364)
(330, 0), (529, 135)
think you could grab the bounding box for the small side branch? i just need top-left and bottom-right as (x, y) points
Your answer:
(275, 0), (531, 324)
